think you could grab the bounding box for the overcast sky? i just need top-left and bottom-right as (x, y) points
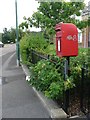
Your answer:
(0, 0), (39, 33)
(0, 0), (89, 33)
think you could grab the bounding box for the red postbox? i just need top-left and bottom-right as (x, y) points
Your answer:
(55, 23), (78, 57)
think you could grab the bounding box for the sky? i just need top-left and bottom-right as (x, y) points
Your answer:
(0, 0), (39, 33)
(0, 0), (89, 33)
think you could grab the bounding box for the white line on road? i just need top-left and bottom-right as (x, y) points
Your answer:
(0, 52), (16, 73)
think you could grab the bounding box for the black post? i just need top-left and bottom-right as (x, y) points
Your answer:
(64, 57), (70, 113)
(66, 57), (70, 76)
(87, 68), (90, 119)
(80, 67), (84, 111)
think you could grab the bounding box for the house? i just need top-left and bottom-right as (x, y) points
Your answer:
(82, 1), (90, 48)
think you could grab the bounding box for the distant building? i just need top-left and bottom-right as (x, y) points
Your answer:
(82, 1), (90, 48)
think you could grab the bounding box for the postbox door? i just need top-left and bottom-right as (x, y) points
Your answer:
(55, 23), (78, 57)
(61, 23), (78, 56)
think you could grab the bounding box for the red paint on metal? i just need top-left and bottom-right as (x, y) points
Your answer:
(55, 23), (78, 57)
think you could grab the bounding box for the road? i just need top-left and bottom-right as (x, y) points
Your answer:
(0, 44), (16, 57)
(0, 44), (50, 118)
(0, 44), (16, 119)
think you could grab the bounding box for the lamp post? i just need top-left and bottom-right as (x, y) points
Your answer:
(15, 0), (20, 66)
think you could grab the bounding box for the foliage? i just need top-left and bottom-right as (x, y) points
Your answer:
(20, 32), (56, 64)
(9, 28), (16, 43)
(2, 28), (11, 43)
(45, 82), (64, 100)
(70, 48), (88, 84)
(44, 44), (56, 55)
(27, 48), (88, 100)
(2, 27), (23, 44)
(64, 76), (75, 91)
(29, 58), (77, 100)
(19, 1), (86, 37)
(30, 60), (64, 99)
(9, 28), (23, 42)
(71, 48), (88, 66)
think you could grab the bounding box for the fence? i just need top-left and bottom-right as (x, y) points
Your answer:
(80, 66), (90, 115)
(27, 49), (90, 117)
(62, 66), (90, 117)
(26, 49), (49, 64)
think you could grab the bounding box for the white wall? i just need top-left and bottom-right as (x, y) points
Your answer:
(78, 29), (82, 43)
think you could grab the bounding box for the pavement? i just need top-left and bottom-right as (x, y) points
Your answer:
(1, 52), (52, 119)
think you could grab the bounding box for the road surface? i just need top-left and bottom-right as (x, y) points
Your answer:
(0, 44), (50, 119)
(0, 44), (16, 119)
(0, 44), (16, 57)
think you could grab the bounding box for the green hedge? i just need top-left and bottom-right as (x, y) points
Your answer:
(20, 32), (55, 64)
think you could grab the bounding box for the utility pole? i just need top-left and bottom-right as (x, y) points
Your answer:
(15, 0), (20, 66)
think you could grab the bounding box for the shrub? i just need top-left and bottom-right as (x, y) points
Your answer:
(28, 47), (89, 100)
(70, 48), (88, 84)
(29, 60), (75, 100)
(20, 32), (57, 65)
(30, 60), (61, 90)
(20, 32), (49, 64)
(45, 81), (64, 100)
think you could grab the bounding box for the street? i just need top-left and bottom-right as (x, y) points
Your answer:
(0, 44), (16, 57)
(0, 44), (50, 118)
(0, 44), (16, 119)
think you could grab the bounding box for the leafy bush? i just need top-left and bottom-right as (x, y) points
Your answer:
(20, 32), (49, 64)
(28, 47), (89, 100)
(20, 32), (57, 65)
(70, 48), (88, 67)
(20, 34), (30, 64)
(45, 82), (64, 100)
(29, 59), (75, 100)
(30, 60), (62, 91)
(70, 48), (88, 84)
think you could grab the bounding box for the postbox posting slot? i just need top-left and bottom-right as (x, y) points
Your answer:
(55, 29), (61, 32)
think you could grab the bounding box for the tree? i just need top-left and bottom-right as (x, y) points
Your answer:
(2, 28), (11, 43)
(19, 1), (87, 37)
(9, 28), (16, 43)
(2, 28), (23, 44)
(9, 28), (24, 42)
